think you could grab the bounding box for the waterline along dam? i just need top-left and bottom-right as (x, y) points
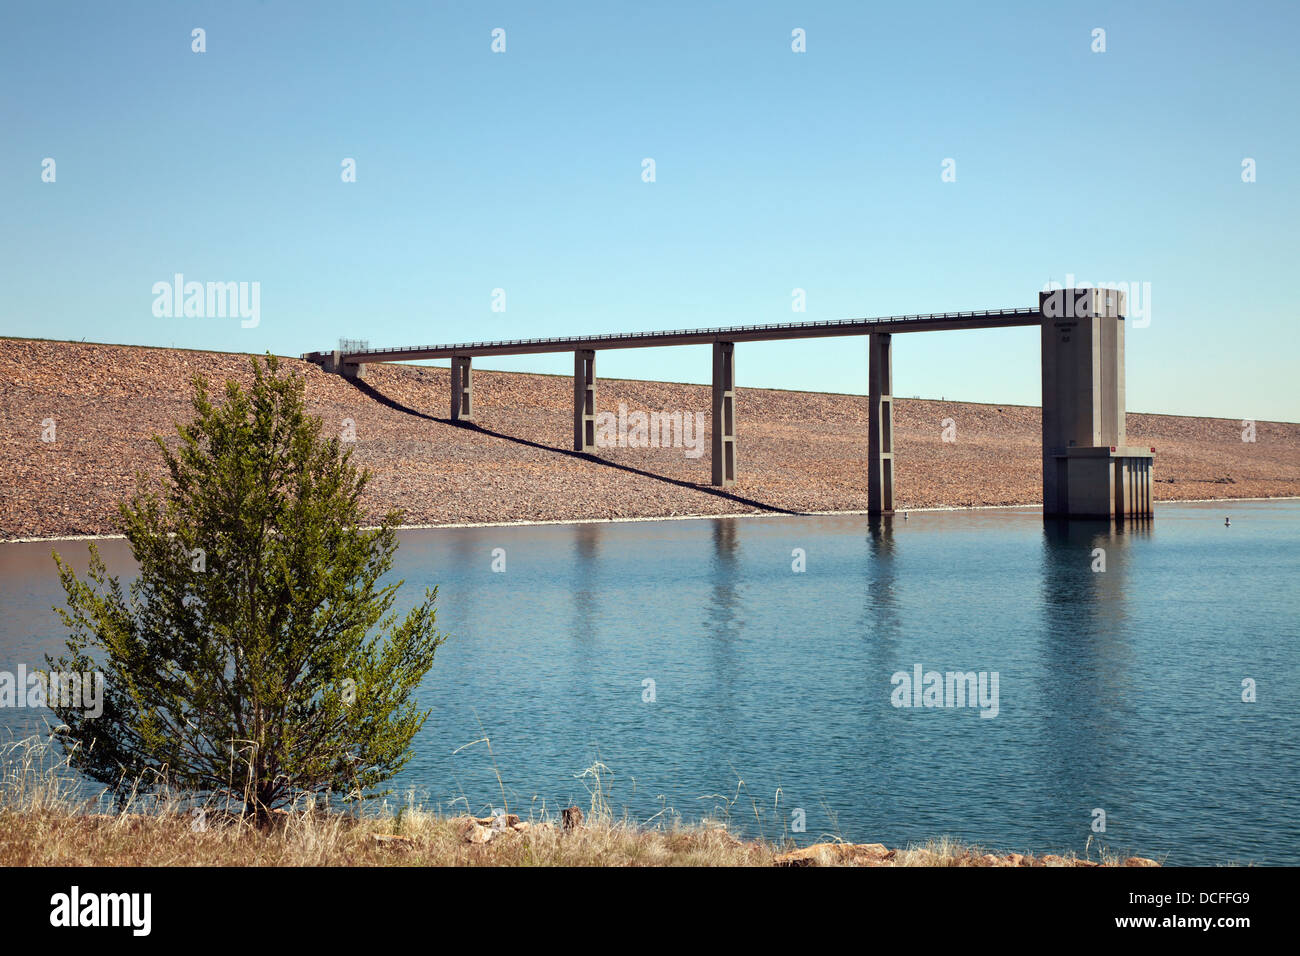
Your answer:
(305, 288), (1154, 520)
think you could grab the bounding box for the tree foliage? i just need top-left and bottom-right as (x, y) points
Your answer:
(49, 355), (445, 817)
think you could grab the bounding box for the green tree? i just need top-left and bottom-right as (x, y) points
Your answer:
(48, 355), (444, 819)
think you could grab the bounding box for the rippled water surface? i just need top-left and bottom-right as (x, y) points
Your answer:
(3, 500), (1297, 864)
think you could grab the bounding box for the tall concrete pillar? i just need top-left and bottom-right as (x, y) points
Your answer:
(1040, 288), (1153, 518)
(450, 355), (474, 423)
(712, 341), (736, 487)
(574, 349), (596, 451)
(868, 333), (895, 515)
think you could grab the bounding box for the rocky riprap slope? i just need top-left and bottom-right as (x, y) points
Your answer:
(2, 339), (1296, 539)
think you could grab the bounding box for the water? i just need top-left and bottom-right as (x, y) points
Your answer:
(2, 500), (1297, 865)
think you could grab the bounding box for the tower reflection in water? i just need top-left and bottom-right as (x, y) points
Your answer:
(1034, 515), (1153, 826)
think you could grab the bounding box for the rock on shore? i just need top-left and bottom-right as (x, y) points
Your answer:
(771, 842), (1161, 867)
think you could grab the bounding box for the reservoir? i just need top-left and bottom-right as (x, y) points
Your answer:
(2, 499), (1296, 864)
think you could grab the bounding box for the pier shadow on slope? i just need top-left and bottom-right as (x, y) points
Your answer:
(345, 378), (804, 516)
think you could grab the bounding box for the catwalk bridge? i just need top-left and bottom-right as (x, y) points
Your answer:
(305, 289), (1154, 519)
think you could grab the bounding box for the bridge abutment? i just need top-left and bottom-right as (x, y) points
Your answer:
(303, 350), (366, 381)
(1040, 288), (1153, 518)
(574, 349), (596, 451)
(868, 332), (895, 515)
(712, 341), (736, 487)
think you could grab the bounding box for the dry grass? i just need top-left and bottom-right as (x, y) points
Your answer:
(0, 736), (1151, 867)
(886, 836), (1131, 868)
(0, 807), (780, 867)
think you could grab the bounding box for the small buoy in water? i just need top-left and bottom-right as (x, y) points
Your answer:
(1225, 516), (1231, 527)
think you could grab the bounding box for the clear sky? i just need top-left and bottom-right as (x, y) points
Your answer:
(2, 1), (1296, 420)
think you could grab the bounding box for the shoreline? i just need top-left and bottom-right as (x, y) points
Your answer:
(4, 495), (1296, 545)
(0, 804), (1165, 868)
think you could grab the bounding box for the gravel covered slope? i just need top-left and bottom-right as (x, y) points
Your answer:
(2, 339), (1296, 539)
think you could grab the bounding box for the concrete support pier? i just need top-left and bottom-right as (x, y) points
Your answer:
(574, 349), (596, 451)
(450, 355), (474, 423)
(868, 332), (895, 515)
(1040, 288), (1153, 518)
(712, 341), (736, 487)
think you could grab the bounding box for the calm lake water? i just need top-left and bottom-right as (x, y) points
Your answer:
(2, 500), (1297, 865)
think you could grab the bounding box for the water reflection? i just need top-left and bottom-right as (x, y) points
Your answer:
(867, 514), (896, 555)
(863, 514), (899, 640)
(447, 527), (480, 624)
(704, 519), (742, 745)
(1035, 518), (1148, 817)
(570, 522), (601, 635)
(707, 518), (741, 640)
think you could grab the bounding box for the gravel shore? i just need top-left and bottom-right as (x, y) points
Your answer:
(2, 339), (1297, 540)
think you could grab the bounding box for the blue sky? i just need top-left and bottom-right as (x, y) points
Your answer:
(2, 1), (1296, 420)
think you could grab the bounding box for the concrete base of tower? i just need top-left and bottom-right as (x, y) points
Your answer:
(1044, 446), (1154, 519)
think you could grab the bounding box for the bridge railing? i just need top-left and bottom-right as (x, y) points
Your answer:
(339, 307), (1040, 360)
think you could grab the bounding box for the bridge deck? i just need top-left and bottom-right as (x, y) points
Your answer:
(325, 307), (1042, 363)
